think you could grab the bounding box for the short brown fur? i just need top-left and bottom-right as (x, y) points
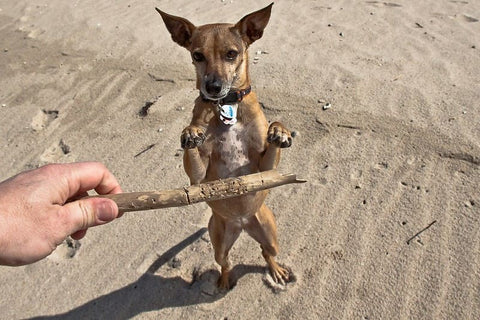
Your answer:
(156, 3), (292, 289)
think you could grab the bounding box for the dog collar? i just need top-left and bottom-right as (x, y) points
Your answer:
(200, 86), (252, 105)
(201, 86), (251, 126)
(200, 86), (252, 126)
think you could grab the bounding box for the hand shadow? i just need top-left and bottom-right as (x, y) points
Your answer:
(30, 228), (265, 320)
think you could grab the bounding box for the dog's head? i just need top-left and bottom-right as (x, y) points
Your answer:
(156, 4), (272, 101)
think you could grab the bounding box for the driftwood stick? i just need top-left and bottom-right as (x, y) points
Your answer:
(406, 220), (437, 245)
(88, 170), (306, 213)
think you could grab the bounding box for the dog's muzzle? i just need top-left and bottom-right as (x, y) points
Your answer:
(202, 74), (231, 100)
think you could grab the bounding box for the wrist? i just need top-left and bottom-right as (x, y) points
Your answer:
(0, 213), (10, 265)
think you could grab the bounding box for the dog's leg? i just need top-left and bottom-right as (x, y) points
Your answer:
(181, 123), (208, 184)
(208, 212), (242, 289)
(181, 101), (213, 184)
(244, 203), (290, 284)
(183, 147), (207, 185)
(259, 121), (292, 171)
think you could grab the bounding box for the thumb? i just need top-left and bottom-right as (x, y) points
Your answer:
(60, 198), (119, 236)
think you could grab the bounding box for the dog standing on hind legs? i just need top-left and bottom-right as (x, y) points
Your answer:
(156, 3), (293, 290)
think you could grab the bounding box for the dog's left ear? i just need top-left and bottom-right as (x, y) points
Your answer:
(235, 3), (273, 46)
(156, 8), (196, 49)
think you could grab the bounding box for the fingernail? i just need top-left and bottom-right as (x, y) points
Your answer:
(97, 200), (117, 222)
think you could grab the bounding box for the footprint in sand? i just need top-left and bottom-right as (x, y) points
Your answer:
(40, 139), (71, 162)
(48, 238), (81, 262)
(31, 109), (59, 131)
(350, 168), (363, 180)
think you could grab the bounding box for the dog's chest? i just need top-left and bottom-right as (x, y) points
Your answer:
(211, 123), (250, 175)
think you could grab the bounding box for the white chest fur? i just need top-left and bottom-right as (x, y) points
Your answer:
(215, 123), (250, 176)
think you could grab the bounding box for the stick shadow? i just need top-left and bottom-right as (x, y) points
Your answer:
(30, 228), (265, 319)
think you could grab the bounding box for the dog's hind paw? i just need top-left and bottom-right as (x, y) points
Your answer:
(181, 125), (206, 149)
(263, 265), (296, 293)
(267, 122), (292, 148)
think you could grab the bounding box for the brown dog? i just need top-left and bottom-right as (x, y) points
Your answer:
(156, 3), (292, 289)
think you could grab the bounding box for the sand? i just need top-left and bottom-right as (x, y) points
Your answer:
(1, 0), (479, 319)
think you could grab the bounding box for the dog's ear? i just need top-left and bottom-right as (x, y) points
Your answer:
(235, 3), (273, 46)
(156, 8), (196, 49)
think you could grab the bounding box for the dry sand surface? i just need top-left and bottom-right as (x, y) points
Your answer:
(1, 0), (480, 319)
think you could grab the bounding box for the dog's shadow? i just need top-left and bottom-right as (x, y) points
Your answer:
(31, 228), (265, 320)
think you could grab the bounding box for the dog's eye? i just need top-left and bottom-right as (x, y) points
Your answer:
(192, 52), (205, 62)
(226, 50), (238, 61)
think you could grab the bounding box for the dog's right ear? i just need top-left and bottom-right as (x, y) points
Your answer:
(155, 8), (196, 49)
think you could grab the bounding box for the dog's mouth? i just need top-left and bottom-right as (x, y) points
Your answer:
(201, 91), (228, 101)
(200, 81), (232, 101)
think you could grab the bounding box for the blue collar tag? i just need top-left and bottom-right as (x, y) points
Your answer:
(219, 104), (238, 125)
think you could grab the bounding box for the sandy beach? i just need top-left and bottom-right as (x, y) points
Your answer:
(1, 0), (479, 319)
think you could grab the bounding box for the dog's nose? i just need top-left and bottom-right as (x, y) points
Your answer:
(205, 79), (223, 96)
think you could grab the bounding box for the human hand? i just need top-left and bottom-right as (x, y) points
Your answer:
(0, 162), (123, 266)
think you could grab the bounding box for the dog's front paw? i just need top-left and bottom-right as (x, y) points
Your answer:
(267, 122), (292, 148)
(181, 126), (205, 149)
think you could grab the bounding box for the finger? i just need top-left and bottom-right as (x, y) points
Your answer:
(59, 197), (119, 236)
(71, 229), (87, 240)
(68, 191), (89, 202)
(61, 162), (123, 198)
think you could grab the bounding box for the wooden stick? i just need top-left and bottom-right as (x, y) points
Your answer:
(88, 170), (306, 213)
(406, 220), (437, 245)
